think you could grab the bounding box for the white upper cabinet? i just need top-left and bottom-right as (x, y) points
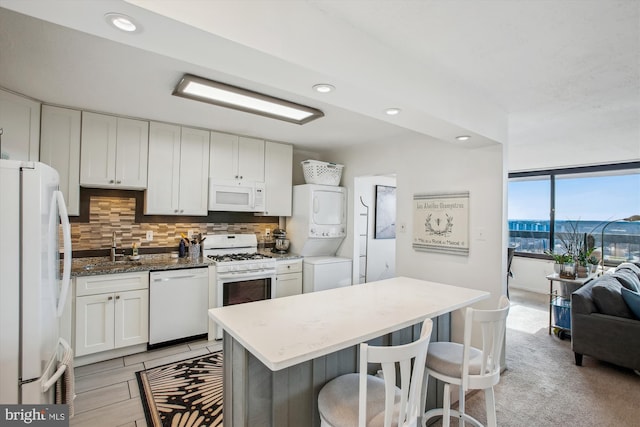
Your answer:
(178, 127), (210, 215)
(40, 105), (81, 216)
(0, 89), (40, 161)
(80, 112), (149, 189)
(263, 141), (293, 216)
(145, 122), (209, 215)
(209, 131), (264, 183)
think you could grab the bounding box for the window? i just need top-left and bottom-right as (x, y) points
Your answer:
(508, 162), (640, 266)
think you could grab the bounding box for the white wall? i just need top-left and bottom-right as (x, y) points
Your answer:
(353, 175), (397, 284)
(325, 134), (506, 342)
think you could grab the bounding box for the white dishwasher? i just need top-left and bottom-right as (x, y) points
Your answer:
(149, 267), (209, 346)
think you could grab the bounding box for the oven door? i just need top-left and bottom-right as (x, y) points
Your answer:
(215, 272), (276, 339)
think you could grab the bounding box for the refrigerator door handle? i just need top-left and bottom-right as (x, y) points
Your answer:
(55, 191), (72, 318)
(41, 338), (72, 392)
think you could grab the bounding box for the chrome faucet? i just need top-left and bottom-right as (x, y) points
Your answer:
(110, 232), (123, 262)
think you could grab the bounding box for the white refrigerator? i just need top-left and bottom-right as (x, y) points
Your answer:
(0, 159), (72, 404)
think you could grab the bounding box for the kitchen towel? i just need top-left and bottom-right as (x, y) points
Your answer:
(55, 341), (75, 417)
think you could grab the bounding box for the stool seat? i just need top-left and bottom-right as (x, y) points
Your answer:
(426, 342), (482, 377)
(318, 373), (401, 427)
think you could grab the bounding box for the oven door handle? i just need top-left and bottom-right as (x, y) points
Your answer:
(218, 270), (276, 281)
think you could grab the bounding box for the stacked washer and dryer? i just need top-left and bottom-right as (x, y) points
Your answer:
(286, 183), (352, 293)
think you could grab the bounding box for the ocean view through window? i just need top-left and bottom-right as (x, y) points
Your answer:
(508, 163), (640, 266)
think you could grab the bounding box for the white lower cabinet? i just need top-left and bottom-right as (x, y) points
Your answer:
(74, 272), (149, 357)
(275, 258), (303, 298)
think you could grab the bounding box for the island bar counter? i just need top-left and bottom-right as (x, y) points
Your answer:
(208, 276), (490, 427)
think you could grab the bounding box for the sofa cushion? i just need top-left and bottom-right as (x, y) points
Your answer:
(621, 287), (640, 320)
(591, 276), (635, 319)
(612, 269), (640, 292)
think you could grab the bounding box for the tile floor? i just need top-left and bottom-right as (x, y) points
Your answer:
(69, 289), (541, 427)
(70, 339), (222, 427)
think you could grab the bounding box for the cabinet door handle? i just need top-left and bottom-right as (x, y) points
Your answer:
(115, 295), (120, 300)
(109, 180), (115, 184)
(108, 296), (113, 300)
(174, 209), (179, 213)
(180, 209), (184, 213)
(116, 180), (122, 184)
(239, 175), (243, 179)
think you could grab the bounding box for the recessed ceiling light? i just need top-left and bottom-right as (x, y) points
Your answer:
(385, 108), (401, 116)
(105, 13), (141, 33)
(173, 74), (324, 125)
(313, 84), (335, 93)
(456, 135), (471, 141)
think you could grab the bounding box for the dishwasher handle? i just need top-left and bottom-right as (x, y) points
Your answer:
(153, 274), (204, 282)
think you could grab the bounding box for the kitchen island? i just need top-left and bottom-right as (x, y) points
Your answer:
(208, 276), (489, 427)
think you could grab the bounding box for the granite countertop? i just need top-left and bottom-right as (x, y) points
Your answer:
(69, 253), (211, 277)
(69, 251), (302, 277)
(208, 277), (490, 371)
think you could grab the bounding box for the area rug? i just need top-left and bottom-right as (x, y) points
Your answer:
(137, 351), (223, 427)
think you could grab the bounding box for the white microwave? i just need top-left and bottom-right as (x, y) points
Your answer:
(208, 179), (265, 212)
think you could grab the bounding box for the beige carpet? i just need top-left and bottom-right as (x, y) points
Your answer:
(430, 290), (640, 426)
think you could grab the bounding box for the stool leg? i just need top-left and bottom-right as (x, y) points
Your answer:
(459, 385), (466, 427)
(420, 373), (429, 427)
(443, 383), (451, 427)
(484, 387), (497, 427)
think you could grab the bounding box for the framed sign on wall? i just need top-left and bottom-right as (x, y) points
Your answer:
(412, 191), (469, 255)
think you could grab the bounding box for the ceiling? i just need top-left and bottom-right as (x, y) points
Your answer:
(0, 0), (638, 158)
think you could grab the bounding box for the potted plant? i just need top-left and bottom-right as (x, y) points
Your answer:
(546, 250), (570, 274)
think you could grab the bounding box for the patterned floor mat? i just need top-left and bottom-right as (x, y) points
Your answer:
(137, 351), (223, 427)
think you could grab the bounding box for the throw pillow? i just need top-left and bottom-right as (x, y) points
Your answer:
(591, 276), (635, 319)
(615, 262), (640, 279)
(621, 287), (640, 320)
(612, 269), (640, 292)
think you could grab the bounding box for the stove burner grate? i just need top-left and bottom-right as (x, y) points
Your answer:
(207, 252), (272, 262)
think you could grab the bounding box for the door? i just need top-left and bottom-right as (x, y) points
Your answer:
(114, 289), (149, 348)
(80, 112), (117, 186)
(75, 294), (115, 356)
(275, 274), (302, 298)
(313, 189), (345, 225)
(146, 122), (181, 214)
(209, 131), (238, 180)
(115, 117), (149, 188)
(178, 127), (209, 215)
(20, 163), (68, 382)
(0, 89), (40, 161)
(40, 105), (81, 216)
(237, 136), (264, 182)
(264, 141), (292, 216)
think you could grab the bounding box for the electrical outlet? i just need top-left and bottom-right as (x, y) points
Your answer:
(146, 230), (153, 241)
(265, 228), (271, 237)
(187, 230), (195, 238)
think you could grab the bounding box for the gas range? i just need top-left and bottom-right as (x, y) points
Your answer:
(203, 234), (276, 275)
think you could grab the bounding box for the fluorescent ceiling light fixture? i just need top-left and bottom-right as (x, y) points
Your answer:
(105, 13), (140, 33)
(173, 74), (324, 125)
(313, 84), (335, 93)
(385, 108), (401, 116)
(456, 135), (471, 141)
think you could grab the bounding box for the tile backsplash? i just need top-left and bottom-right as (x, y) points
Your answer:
(67, 195), (278, 252)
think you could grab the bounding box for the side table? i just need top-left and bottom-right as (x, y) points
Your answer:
(546, 272), (597, 338)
